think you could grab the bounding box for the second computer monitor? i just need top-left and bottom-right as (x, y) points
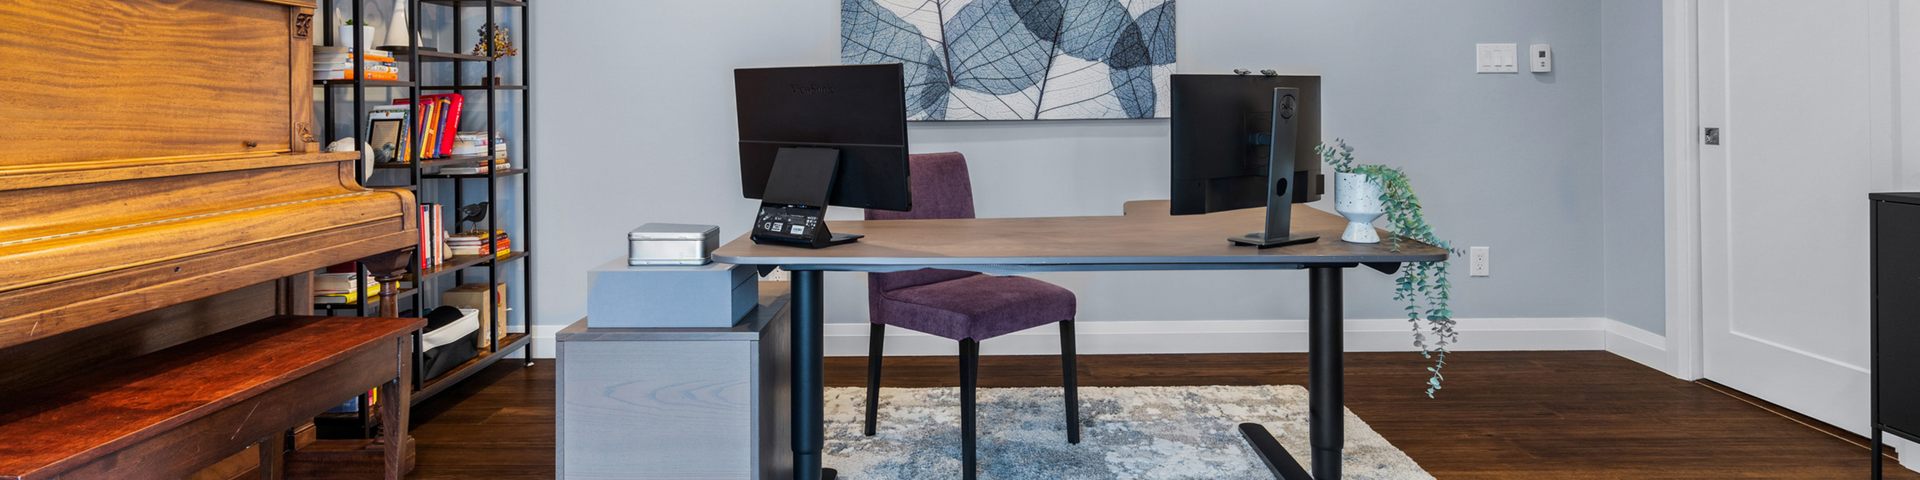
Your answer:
(735, 63), (912, 212)
(1169, 74), (1323, 216)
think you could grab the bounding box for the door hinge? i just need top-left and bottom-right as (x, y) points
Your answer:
(1704, 127), (1721, 145)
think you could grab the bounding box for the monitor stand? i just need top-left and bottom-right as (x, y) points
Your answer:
(1227, 172), (1319, 248)
(1229, 87), (1319, 249)
(751, 147), (864, 249)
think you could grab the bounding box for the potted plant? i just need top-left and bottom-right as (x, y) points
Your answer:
(1318, 139), (1460, 397)
(340, 19), (374, 53)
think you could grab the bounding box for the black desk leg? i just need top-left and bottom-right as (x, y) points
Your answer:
(791, 270), (836, 480)
(1240, 266), (1343, 480)
(1873, 428), (1883, 480)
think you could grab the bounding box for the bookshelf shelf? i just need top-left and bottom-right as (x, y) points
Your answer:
(412, 333), (532, 406)
(315, 79), (415, 88)
(373, 154), (494, 169)
(315, 0), (533, 432)
(421, 0), (528, 7)
(422, 84), (527, 91)
(484, 250), (528, 266)
(380, 47), (494, 63)
(422, 168), (526, 179)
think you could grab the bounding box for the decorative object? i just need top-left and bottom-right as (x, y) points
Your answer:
(823, 385), (1435, 479)
(456, 202), (489, 232)
(379, 0), (430, 52)
(1319, 139), (1459, 397)
(1336, 172), (1386, 243)
(470, 23), (517, 58)
(840, 0), (1176, 121)
(326, 137), (373, 182)
(338, 21), (375, 54)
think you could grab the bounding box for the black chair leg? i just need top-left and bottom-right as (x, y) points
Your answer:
(960, 338), (980, 480)
(1060, 320), (1080, 444)
(864, 323), (885, 437)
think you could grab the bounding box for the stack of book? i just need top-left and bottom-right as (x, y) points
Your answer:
(314, 47), (398, 81)
(315, 272), (381, 305)
(451, 133), (508, 159)
(448, 230), (512, 259)
(419, 204), (447, 269)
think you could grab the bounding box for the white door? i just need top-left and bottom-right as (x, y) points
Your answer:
(1695, 0), (1883, 434)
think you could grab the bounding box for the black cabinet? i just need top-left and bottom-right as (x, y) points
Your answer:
(1871, 192), (1920, 479)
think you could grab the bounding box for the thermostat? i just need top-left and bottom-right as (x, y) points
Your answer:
(1529, 44), (1552, 73)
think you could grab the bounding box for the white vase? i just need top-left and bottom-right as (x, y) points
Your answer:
(380, 1), (427, 51)
(1335, 172), (1386, 243)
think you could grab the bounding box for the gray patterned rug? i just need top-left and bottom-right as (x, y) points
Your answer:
(823, 385), (1435, 480)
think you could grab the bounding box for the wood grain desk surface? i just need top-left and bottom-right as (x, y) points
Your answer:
(713, 201), (1447, 272)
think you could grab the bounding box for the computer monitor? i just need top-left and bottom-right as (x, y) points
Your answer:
(1169, 74), (1325, 247)
(734, 64), (912, 248)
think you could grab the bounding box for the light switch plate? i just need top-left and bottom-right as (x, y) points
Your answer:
(1476, 44), (1518, 73)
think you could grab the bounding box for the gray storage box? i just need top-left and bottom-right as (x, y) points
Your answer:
(629, 223), (720, 266)
(588, 257), (758, 328)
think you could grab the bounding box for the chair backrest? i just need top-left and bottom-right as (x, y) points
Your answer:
(868, 152), (978, 292)
(866, 152), (975, 221)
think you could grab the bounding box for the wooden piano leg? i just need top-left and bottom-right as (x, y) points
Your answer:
(379, 335), (412, 480)
(258, 430), (285, 480)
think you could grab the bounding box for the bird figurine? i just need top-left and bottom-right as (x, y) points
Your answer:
(1233, 68), (1252, 76)
(457, 202), (489, 232)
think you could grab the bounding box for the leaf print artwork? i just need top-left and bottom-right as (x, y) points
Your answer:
(842, 0), (1176, 121)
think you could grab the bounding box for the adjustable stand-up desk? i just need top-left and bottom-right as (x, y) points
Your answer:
(713, 201), (1448, 480)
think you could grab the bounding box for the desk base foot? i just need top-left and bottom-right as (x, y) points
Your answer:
(1239, 423), (1313, 480)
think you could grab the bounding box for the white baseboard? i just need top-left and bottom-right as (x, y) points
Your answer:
(824, 317), (1612, 357)
(527, 324), (565, 359)
(1603, 320), (1670, 374)
(527, 318), (1677, 371)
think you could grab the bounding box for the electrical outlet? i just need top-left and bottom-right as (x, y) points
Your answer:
(1469, 247), (1491, 277)
(764, 267), (791, 282)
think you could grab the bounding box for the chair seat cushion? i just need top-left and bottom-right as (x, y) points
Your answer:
(872, 274), (1076, 341)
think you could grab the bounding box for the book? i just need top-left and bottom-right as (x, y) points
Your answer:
(315, 70), (400, 81)
(418, 205), (431, 270)
(314, 64), (398, 74)
(315, 272), (357, 291)
(416, 99), (439, 159)
(314, 52), (397, 63)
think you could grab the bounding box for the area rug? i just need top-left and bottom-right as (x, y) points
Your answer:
(823, 385), (1435, 480)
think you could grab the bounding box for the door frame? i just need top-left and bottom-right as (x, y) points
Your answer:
(1664, 0), (1906, 395)
(1662, 0), (1704, 381)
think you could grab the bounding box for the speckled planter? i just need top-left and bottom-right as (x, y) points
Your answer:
(1336, 172), (1386, 243)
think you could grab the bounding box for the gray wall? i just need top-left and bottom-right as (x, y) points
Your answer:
(1601, 0), (1667, 336)
(536, 0), (1648, 337)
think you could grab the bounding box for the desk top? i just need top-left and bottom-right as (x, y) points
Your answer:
(713, 202), (1448, 273)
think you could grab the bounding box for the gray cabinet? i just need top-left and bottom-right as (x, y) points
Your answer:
(557, 284), (791, 480)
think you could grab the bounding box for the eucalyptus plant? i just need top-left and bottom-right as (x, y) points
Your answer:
(1318, 139), (1460, 397)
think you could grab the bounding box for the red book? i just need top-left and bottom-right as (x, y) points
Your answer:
(417, 205), (430, 270)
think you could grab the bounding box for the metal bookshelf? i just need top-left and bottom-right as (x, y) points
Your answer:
(313, 0), (532, 419)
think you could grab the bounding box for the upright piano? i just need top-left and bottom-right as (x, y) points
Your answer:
(0, 0), (423, 478)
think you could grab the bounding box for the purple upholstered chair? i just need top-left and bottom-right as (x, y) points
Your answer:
(863, 152), (1080, 479)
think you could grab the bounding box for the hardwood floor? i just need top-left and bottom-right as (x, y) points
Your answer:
(408, 351), (1906, 479)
